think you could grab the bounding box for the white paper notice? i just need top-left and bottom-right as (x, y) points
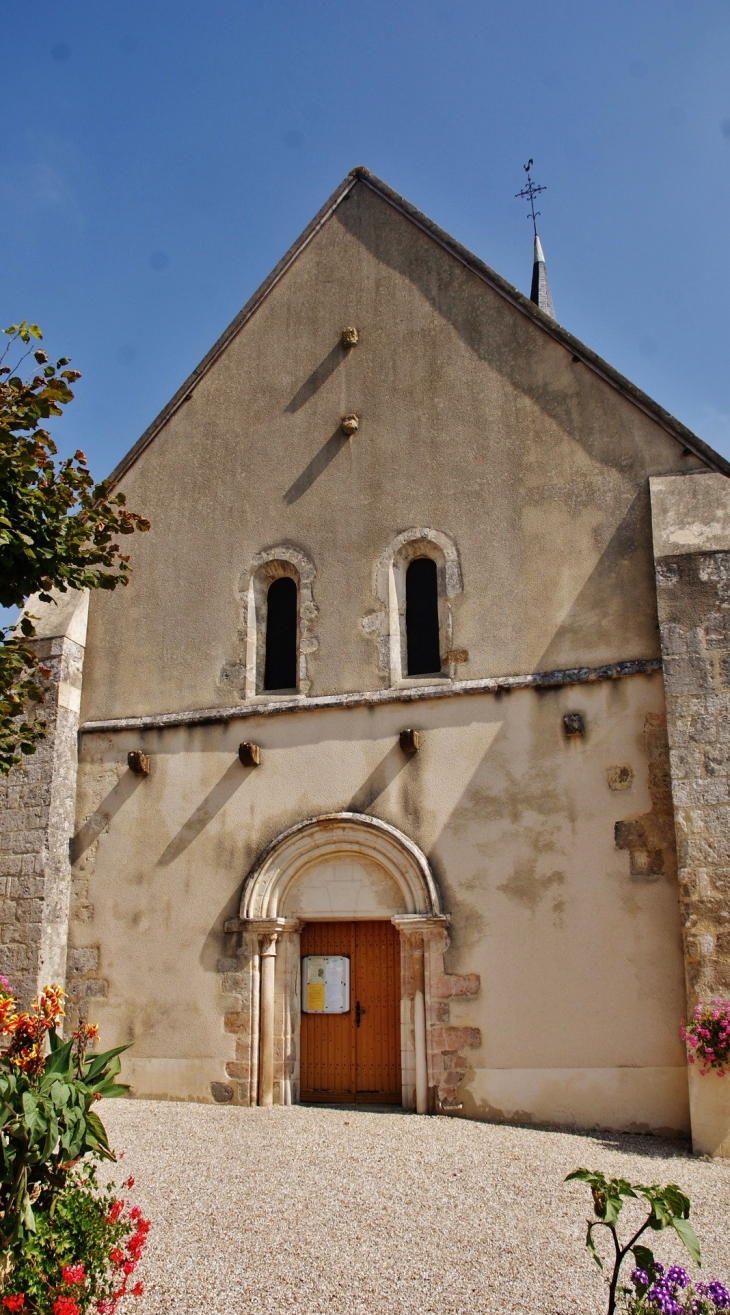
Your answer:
(302, 955), (350, 1013)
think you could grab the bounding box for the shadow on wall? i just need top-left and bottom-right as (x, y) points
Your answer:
(285, 342), (345, 414)
(284, 426), (347, 504)
(347, 743), (409, 812)
(534, 487), (660, 672)
(70, 771), (145, 863)
(156, 758), (255, 867)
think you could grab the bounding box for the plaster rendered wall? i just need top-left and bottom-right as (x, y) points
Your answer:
(80, 180), (703, 723)
(70, 671), (688, 1134)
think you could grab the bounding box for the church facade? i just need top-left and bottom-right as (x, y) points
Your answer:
(4, 168), (730, 1154)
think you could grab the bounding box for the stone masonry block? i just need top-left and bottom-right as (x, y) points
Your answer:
(670, 747), (704, 780)
(442, 1026), (481, 1051)
(223, 1011), (247, 1033)
(659, 623), (687, 656)
(67, 947), (99, 974)
(663, 655), (715, 696)
(673, 779), (729, 807)
(705, 615), (730, 648)
(225, 1062), (251, 1081)
(705, 747), (730, 776)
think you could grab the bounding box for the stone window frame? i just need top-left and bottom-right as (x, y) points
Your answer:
(369, 528), (463, 686)
(241, 546), (318, 698)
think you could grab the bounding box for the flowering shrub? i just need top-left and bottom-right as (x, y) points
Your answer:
(0, 980), (129, 1247)
(682, 1000), (730, 1075)
(2, 1162), (149, 1314)
(0, 978), (149, 1311)
(566, 1170), (701, 1315)
(627, 1262), (730, 1313)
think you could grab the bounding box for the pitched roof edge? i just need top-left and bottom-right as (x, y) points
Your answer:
(106, 171), (360, 487)
(351, 168), (730, 477)
(107, 164), (730, 486)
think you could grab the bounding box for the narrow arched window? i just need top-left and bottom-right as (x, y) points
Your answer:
(264, 577), (298, 691)
(405, 557), (441, 676)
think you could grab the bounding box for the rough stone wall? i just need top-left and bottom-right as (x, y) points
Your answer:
(423, 925), (480, 1111)
(654, 549), (730, 1005)
(614, 712), (677, 882)
(0, 634), (84, 1005)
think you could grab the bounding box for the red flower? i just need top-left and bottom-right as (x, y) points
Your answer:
(125, 1176), (135, 1189)
(132, 1282), (144, 1298)
(3, 1297), (25, 1312)
(107, 1200), (123, 1223)
(61, 1264), (86, 1286)
(123, 1262), (136, 1275)
(53, 1299), (80, 1315)
(129, 1206), (142, 1220)
(109, 1248), (124, 1265)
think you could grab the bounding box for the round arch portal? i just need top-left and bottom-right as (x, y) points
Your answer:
(239, 812), (442, 922)
(235, 813), (449, 1114)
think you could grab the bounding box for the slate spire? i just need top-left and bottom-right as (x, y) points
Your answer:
(516, 160), (556, 320)
(530, 233), (555, 319)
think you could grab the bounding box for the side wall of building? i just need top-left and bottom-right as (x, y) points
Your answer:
(0, 591), (88, 1006)
(651, 473), (730, 1153)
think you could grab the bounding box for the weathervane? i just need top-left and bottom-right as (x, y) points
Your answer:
(515, 159), (547, 238)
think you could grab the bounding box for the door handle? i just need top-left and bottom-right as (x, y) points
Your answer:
(356, 1000), (366, 1027)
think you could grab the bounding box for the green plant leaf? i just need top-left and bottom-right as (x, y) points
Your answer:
(83, 1042), (131, 1082)
(672, 1216), (701, 1267)
(631, 1244), (656, 1274)
(43, 1036), (74, 1075)
(586, 1221), (604, 1271)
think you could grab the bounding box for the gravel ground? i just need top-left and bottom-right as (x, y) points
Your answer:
(101, 1100), (730, 1315)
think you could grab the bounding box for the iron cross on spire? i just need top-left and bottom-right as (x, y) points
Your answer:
(515, 159), (547, 238)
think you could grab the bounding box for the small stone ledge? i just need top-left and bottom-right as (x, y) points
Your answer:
(80, 657), (662, 736)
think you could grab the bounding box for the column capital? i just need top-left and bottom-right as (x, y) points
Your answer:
(391, 914), (450, 935)
(224, 916), (303, 935)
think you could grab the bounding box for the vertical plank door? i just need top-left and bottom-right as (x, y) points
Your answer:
(299, 920), (401, 1105)
(300, 921), (356, 1101)
(354, 919), (401, 1104)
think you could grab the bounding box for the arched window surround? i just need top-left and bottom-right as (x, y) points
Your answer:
(370, 528), (463, 686)
(240, 546), (318, 697)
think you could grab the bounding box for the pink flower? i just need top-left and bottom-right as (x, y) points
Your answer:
(61, 1264), (85, 1286)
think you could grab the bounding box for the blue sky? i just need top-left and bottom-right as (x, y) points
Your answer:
(3, 0), (730, 479)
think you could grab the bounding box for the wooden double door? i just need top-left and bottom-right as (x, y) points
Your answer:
(300, 920), (401, 1105)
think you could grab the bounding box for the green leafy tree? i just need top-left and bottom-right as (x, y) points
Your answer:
(0, 321), (150, 772)
(566, 1168), (701, 1315)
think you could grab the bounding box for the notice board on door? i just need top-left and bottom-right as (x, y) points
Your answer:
(302, 955), (350, 1014)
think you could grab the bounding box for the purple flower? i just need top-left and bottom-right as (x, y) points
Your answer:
(708, 1280), (730, 1308)
(668, 1266), (690, 1289)
(632, 1268), (651, 1288)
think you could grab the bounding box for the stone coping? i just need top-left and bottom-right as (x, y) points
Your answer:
(79, 656), (662, 735)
